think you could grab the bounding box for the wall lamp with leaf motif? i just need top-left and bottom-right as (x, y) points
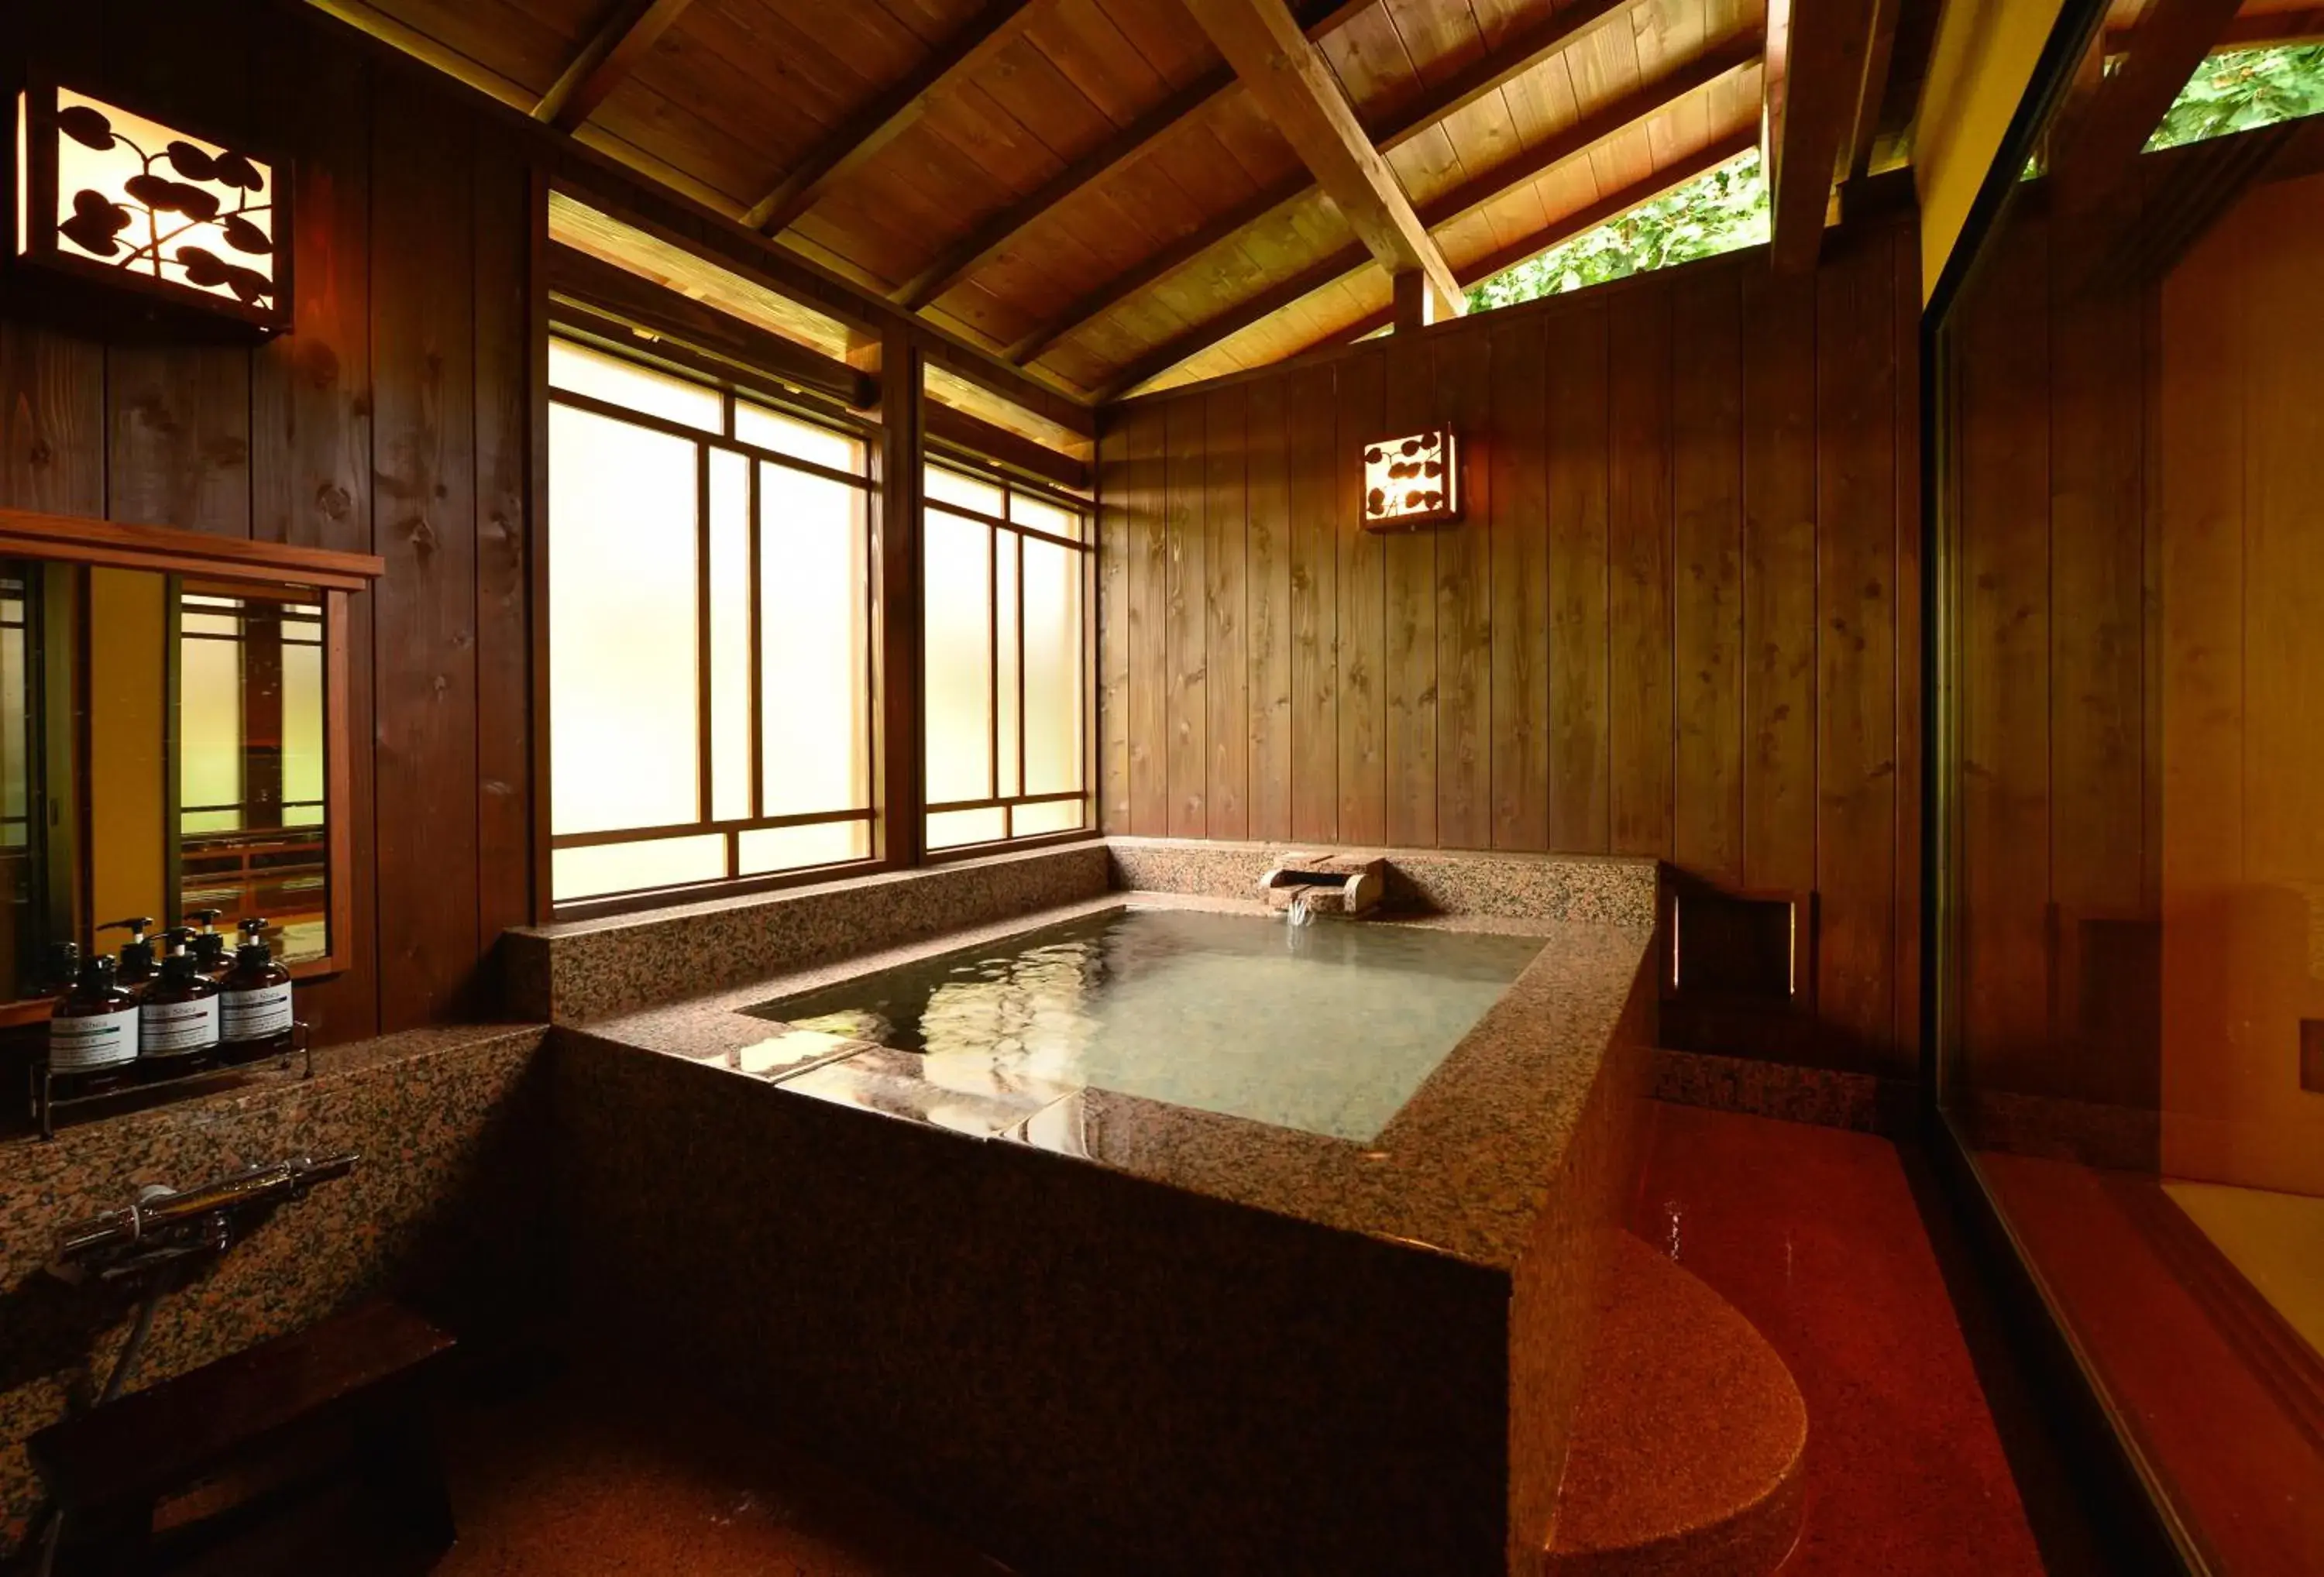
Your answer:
(1360, 428), (1461, 531)
(13, 74), (290, 336)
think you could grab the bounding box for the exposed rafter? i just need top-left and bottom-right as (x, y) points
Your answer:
(1147, 0), (1463, 317)
(741, 0), (1040, 236)
(1100, 108), (1760, 402)
(1767, 0), (1881, 273)
(1009, 0), (1652, 366)
(893, 0), (1436, 313)
(2052, 0), (2247, 214)
(534, 0), (697, 131)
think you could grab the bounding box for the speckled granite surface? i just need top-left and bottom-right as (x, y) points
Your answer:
(559, 855), (1658, 1575)
(504, 841), (1112, 1023)
(1651, 1046), (1917, 1137)
(1105, 837), (1660, 929)
(0, 1024), (551, 1554)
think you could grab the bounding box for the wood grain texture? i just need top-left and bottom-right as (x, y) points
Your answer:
(1671, 267), (1743, 884)
(1125, 402), (1171, 834)
(1245, 371), (1294, 841)
(1382, 332), (1439, 848)
(1164, 393), (1209, 837)
(1607, 283), (1673, 857)
(1287, 359), (1339, 842)
(1205, 383), (1250, 840)
(1741, 264), (1818, 896)
(1545, 298), (1611, 854)
(1335, 350), (1387, 844)
(1098, 419), (1132, 831)
(1435, 327), (1494, 851)
(1487, 314), (1548, 852)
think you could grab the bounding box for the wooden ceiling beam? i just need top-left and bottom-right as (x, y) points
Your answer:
(1175, 0), (1464, 316)
(1002, 0), (1654, 362)
(896, 0), (1391, 314)
(1106, 125), (1759, 403)
(1767, 0), (1882, 273)
(535, 0), (697, 131)
(1035, 33), (1753, 378)
(2106, 8), (2324, 53)
(741, 0), (1041, 235)
(2052, 0), (2247, 214)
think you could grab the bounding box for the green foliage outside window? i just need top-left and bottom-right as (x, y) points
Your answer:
(1463, 147), (1769, 314)
(2146, 43), (2324, 150)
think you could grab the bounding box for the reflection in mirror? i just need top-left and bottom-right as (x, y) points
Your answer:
(0, 564), (336, 1006)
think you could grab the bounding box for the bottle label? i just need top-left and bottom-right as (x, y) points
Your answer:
(51, 1007), (139, 1072)
(222, 981), (294, 1042)
(140, 995), (219, 1056)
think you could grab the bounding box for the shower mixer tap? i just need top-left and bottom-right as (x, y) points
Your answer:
(48, 1152), (359, 1284)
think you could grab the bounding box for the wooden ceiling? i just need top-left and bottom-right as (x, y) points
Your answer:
(303, 0), (2312, 404)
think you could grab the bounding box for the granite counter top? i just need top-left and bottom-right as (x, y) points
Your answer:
(573, 894), (1655, 1273)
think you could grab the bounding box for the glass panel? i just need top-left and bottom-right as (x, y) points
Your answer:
(925, 463), (1005, 518)
(736, 401), (865, 474)
(1012, 798), (1083, 837)
(709, 450), (753, 823)
(550, 338), (723, 432)
(549, 404), (701, 840)
(759, 463), (870, 816)
(553, 834), (727, 902)
(281, 634), (325, 828)
(926, 807), (1006, 850)
(1012, 492), (1082, 543)
(1022, 535), (1081, 795)
(737, 819), (869, 875)
(923, 507), (993, 802)
(995, 532), (1019, 799)
(180, 632), (243, 833)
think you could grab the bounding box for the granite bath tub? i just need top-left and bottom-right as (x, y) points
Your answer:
(531, 847), (1660, 1576)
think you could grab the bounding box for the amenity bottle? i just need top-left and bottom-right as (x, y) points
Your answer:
(45, 942), (140, 1098)
(218, 918), (294, 1065)
(138, 929), (222, 1078)
(184, 907), (230, 980)
(98, 916), (157, 995)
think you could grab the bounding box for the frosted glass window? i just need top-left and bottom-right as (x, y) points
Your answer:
(550, 338), (722, 432)
(549, 404), (700, 839)
(760, 463), (870, 816)
(547, 335), (878, 908)
(282, 636), (325, 828)
(737, 400), (864, 473)
(554, 835), (727, 902)
(1013, 493), (1082, 543)
(710, 451), (753, 823)
(924, 507), (993, 802)
(180, 637), (243, 833)
(1022, 537), (1081, 795)
(927, 807), (1006, 850)
(1013, 799), (1084, 837)
(740, 820), (869, 875)
(995, 535), (1020, 799)
(926, 464), (1005, 518)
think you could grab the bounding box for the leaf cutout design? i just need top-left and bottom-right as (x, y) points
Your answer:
(177, 246), (229, 287)
(221, 213), (271, 256)
(211, 151), (264, 192)
(124, 173), (220, 221)
(163, 141), (217, 180)
(57, 189), (132, 256)
(224, 263), (271, 305)
(56, 105), (115, 150)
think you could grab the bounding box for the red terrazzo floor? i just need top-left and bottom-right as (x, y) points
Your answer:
(1628, 1103), (2057, 1576)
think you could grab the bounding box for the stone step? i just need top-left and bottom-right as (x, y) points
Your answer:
(1545, 1232), (1809, 1577)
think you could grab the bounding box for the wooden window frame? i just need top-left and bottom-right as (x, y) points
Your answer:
(541, 327), (886, 920)
(920, 455), (1097, 861)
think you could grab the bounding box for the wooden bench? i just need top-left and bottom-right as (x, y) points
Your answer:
(29, 1300), (457, 1575)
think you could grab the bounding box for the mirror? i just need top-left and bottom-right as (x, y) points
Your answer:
(0, 555), (348, 1006)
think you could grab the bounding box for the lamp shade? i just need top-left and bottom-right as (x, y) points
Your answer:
(14, 76), (290, 335)
(1360, 428), (1459, 530)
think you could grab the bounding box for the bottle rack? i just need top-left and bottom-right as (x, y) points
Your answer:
(28, 1022), (314, 1141)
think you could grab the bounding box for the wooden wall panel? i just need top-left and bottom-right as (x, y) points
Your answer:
(1124, 404), (1170, 835)
(1204, 384), (1248, 841)
(1545, 301), (1611, 854)
(1607, 287), (1675, 859)
(1105, 232), (1920, 1077)
(1098, 422), (1132, 832)
(1487, 316), (1549, 853)
(1435, 328), (1494, 852)
(1286, 362), (1339, 843)
(1671, 270), (1744, 886)
(1164, 397), (1208, 837)
(1245, 373), (1293, 843)
(0, 328), (105, 516)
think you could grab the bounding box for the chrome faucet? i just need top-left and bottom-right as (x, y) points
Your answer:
(49, 1152), (359, 1283)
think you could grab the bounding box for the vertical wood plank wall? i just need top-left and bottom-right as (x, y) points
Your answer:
(0, 0), (533, 1043)
(1100, 222), (1923, 1080)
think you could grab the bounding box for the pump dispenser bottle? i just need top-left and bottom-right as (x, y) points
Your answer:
(98, 918), (157, 995)
(218, 918), (294, 1063)
(184, 908), (229, 979)
(138, 928), (222, 1077)
(46, 942), (140, 1097)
